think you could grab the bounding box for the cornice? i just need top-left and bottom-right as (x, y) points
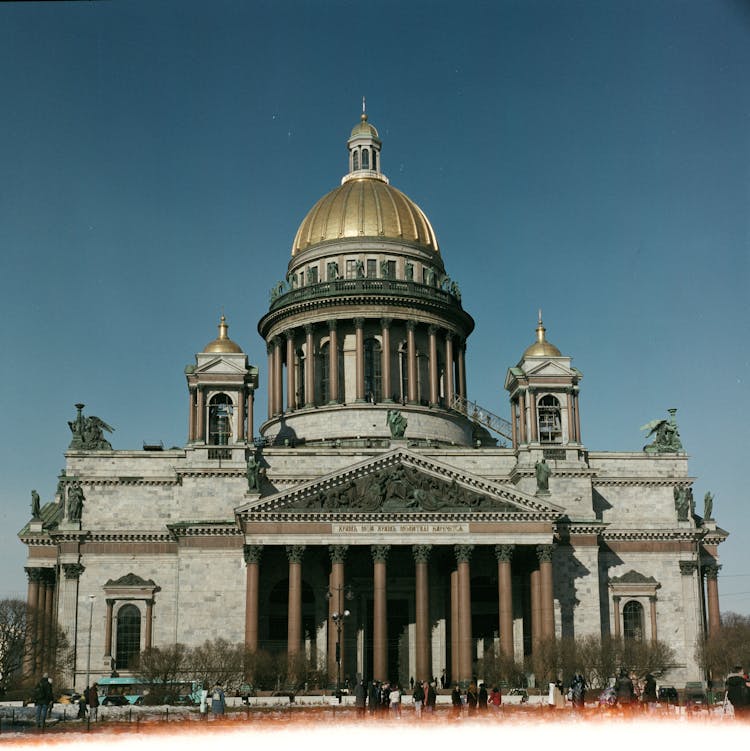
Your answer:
(602, 528), (699, 542)
(593, 477), (695, 488)
(510, 467), (597, 483)
(245, 510), (559, 524)
(167, 522), (242, 538)
(87, 531), (174, 543)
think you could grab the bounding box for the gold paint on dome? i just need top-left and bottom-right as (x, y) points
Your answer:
(292, 178), (439, 256)
(522, 311), (562, 357)
(204, 315), (243, 353)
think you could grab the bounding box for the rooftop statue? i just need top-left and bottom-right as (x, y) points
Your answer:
(535, 458), (551, 495)
(31, 490), (40, 519)
(386, 409), (407, 439)
(703, 491), (714, 520)
(68, 404), (114, 450)
(67, 482), (85, 522)
(246, 452), (261, 492)
(640, 408), (683, 453)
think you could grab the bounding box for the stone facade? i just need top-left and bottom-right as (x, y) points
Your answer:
(19, 113), (726, 691)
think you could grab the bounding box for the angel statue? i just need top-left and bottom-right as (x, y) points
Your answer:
(641, 408), (683, 454)
(68, 404), (115, 450)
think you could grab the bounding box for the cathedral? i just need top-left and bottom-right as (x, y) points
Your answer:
(20, 113), (726, 691)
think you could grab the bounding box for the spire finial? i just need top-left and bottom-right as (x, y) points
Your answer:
(535, 310), (547, 344)
(361, 96), (367, 121)
(218, 314), (229, 340)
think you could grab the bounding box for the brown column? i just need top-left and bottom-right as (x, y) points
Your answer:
(705, 565), (721, 636)
(428, 326), (439, 407)
(518, 391), (527, 444)
(567, 388), (575, 444)
(328, 545), (348, 686)
(495, 545), (514, 659)
(304, 324), (315, 407)
(42, 575), (55, 671)
(23, 569), (40, 678)
(530, 567), (541, 654)
(273, 337), (283, 415)
(244, 545), (262, 654)
(104, 599), (114, 657)
(381, 318), (392, 402)
(237, 388), (245, 443)
(511, 401), (518, 449)
(445, 333), (455, 408)
(612, 595), (622, 638)
(573, 389), (582, 443)
(354, 318), (365, 402)
(413, 545), (432, 681)
(455, 544), (474, 684)
(246, 390), (254, 442)
(35, 576), (46, 673)
(371, 545), (390, 682)
(144, 600), (154, 649)
(406, 321), (418, 404)
(188, 388), (196, 442)
(450, 568), (459, 685)
(529, 389), (538, 442)
(457, 341), (467, 399)
(538, 545), (555, 639)
(266, 342), (274, 419)
(286, 546), (305, 665)
(196, 387), (205, 443)
(328, 320), (339, 404)
(649, 596), (658, 641)
(286, 330), (296, 411)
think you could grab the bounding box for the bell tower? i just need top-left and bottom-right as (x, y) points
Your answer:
(185, 316), (259, 449)
(504, 313), (583, 458)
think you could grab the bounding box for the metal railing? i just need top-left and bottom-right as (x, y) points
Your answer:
(452, 395), (513, 444)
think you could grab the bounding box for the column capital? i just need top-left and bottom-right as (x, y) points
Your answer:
(679, 560), (698, 575)
(266, 341), (274, 355)
(286, 545), (306, 564)
(536, 544), (554, 563)
(106, 598), (116, 607)
(612, 594), (621, 604)
(285, 328), (297, 341)
(304, 323), (314, 335)
(427, 324), (438, 336)
(25, 567), (45, 582)
(243, 544), (263, 564)
(454, 544), (474, 563)
(380, 317), (392, 329)
(412, 545), (432, 563)
(61, 563), (85, 580)
(704, 563), (721, 580)
(445, 330), (454, 341)
(271, 335), (283, 347)
(329, 544), (349, 564)
(353, 317), (365, 329)
(327, 319), (338, 331)
(371, 544), (391, 563)
(406, 320), (417, 332)
(494, 544), (515, 563)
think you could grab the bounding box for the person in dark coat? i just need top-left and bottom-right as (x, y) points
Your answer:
(368, 681), (380, 714)
(614, 669), (635, 710)
(477, 682), (488, 711)
(88, 683), (100, 721)
(354, 679), (367, 717)
(34, 674), (53, 728)
(725, 666), (750, 718)
(451, 684), (462, 717)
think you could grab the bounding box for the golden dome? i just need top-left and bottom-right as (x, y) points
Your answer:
(350, 112), (379, 140)
(523, 312), (562, 358)
(204, 315), (243, 354)
(292, 177), (439, 256)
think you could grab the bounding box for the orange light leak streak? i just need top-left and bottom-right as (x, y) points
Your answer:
(2, 716), (747, 751)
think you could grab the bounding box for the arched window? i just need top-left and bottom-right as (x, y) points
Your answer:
(352, 151), (359, 171)
(115, 604), (141, 670)
(208, 394), (233, 445)
(623, 600), (644, 641)
(538, 394), (562, 443)
(364, 338), (382, 402)
(361, 149), (369, 169)
(372, 151), (377, 171)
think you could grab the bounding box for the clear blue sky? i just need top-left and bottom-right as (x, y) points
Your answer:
(1, 1), (748, 614)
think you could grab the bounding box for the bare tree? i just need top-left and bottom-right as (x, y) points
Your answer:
(699, 612), (750, 679)
(188, 638), (245, 691)
(0, 599), (27, 696)
(136, 644), (188, 704)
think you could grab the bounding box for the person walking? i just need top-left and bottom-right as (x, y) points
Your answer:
(614, 669), (635, 712)
(412, 679), (424, 718)
(389, 683), (402, 717)
(210, 682), (226, 717)
(451, 683), (462, 718)
(34, 673), (53, 728)
(354, 678), (367, 718)
(88, 683), (100, 721)
(425, 680), (437, 715)
(489, 686), (502, 711)
(478, 682), (488, 711)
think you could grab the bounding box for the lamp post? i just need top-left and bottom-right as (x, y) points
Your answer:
(85, 595), (95, 689)
(327, 585), (353, 698)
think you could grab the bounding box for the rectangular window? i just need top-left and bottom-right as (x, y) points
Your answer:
(367, 259), (377, 278)
(385, 260), (396, 279)
(307, 266), (318, 284)
(346, 260), (357, 279)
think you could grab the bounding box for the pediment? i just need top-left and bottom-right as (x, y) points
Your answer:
(236, 448), (564, 517)
(104, 572), (156, 587)
(524, 360), (574, 378)
(194, 356), (248, 376)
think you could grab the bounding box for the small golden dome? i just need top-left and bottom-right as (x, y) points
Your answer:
(350, 112), (379, 140)
(204, 315), (243, 353)
(523, 312), (562, 358)
(292, 178), (439, 256)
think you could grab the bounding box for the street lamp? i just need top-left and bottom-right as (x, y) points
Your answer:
(327, 585), (353, 698)
(85, 595), (95, 689)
